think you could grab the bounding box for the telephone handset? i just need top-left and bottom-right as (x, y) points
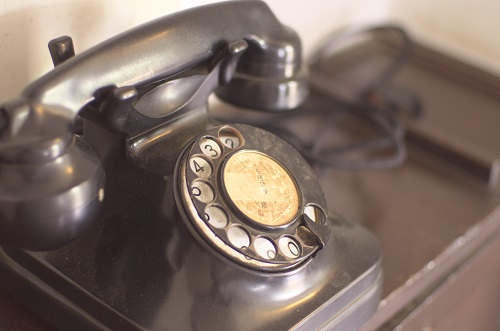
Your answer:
(0, 2), (381, 330)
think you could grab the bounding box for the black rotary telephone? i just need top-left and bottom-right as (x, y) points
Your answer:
(0, 1), (381, 330)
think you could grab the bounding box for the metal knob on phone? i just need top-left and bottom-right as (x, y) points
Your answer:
(0, 101), (104, 251)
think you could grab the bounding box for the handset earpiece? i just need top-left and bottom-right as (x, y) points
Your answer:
(215, 33), (309, 111)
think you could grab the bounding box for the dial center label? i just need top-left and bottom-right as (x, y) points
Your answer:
(223, 150), (299, 227)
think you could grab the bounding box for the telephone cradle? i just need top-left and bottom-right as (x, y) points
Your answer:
(0, 1), (381, 330)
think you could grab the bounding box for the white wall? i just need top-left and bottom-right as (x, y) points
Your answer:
(0, 0), (498, 102)
(387, 0), (500, 76)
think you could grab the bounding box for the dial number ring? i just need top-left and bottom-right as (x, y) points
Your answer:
(178, 124), (328, 272)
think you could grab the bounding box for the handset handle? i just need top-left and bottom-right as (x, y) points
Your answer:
(21, 0), (305, 119)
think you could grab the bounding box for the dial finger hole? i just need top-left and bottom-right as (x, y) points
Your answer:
(218, 126), (244, 149)
(204, 205), (228, 229)
(191, 180), (215, 203)
(304, 204), (327, 225)
(279, 236), (302, 259)
(189, 156), (212, 178)
(254, 237), (277, 260)
(227, 226), (250, 249)
(200, 137), (222, 159)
